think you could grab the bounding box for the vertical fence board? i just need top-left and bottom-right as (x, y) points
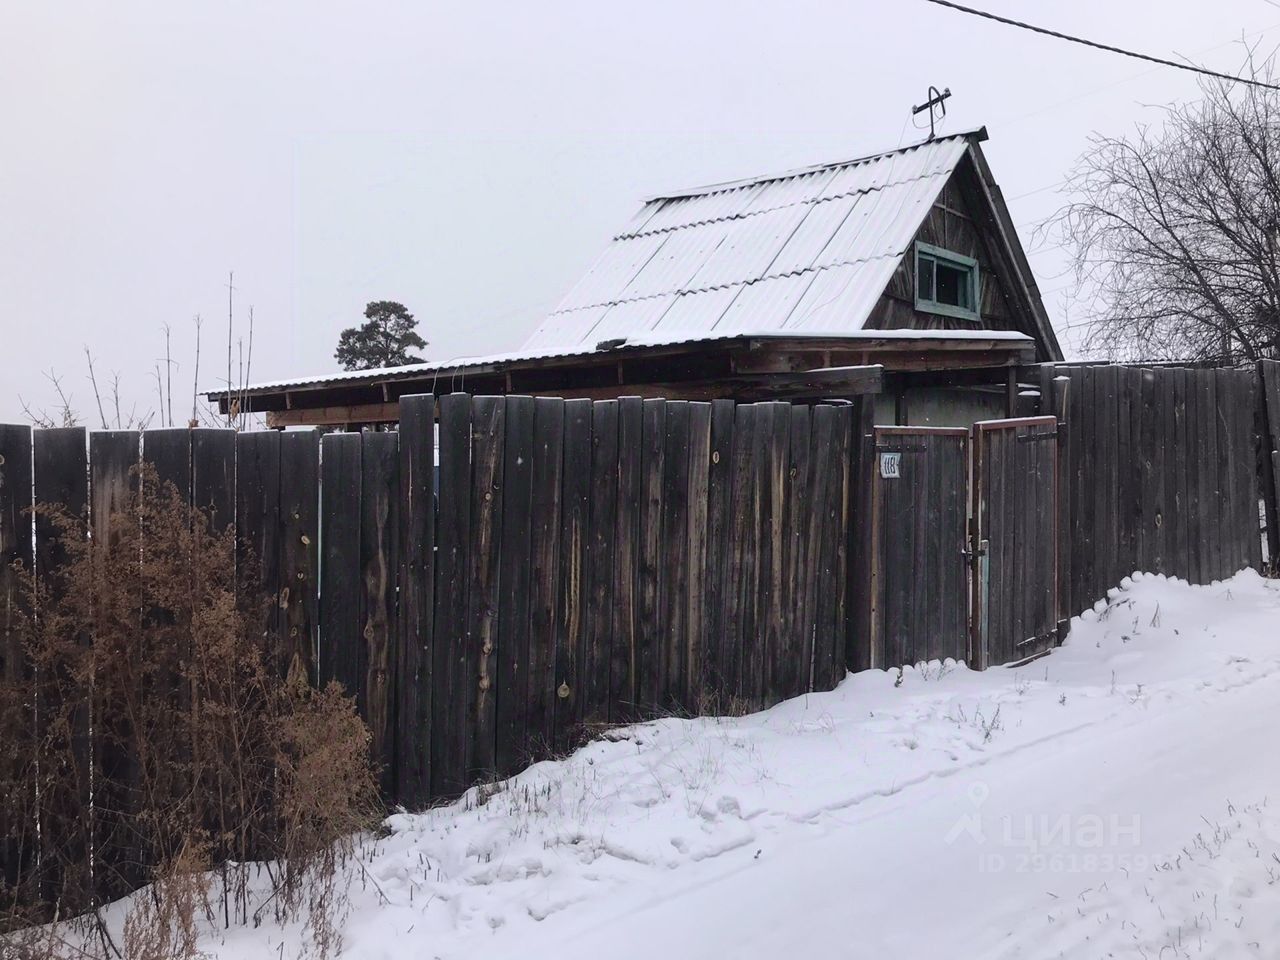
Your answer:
(432, 395), (471, 797)
(585, 400), (618, 727)
(318, 433), (362, 694)
(829, 409), (853, 682)
(660, 401), (691, 710)
(360, 431), (400, 796)
(1235, 371), (1264, 571)
(685, 402), (712, 707)
(1259, 362), (1280, 567)
(32, 428), (89, 908)
(397, 395), (435, 808)
(0, 425), (32, 899)
(808, 408), (838, 679)
(496, 396), (534, 775)
(466, 400), (503, 781)
(848, 397), (876, 672)
(279, 431), (320, 682)
(759, 404), (788, 702)
(724, 403), (756, 701)
(556, 400), (590, 752)
(1138, 370), (1162, 577)
(88, 430), (142, 903)
(637, 399), (666, 712)
(702, 400), (735, 698)
(236, 431), (282, 660)
(784, 406), (813, 695)
(191, 430), (235, 534)
(526, 398), (563, 756)
(1201, 372), (1224, 580)
(611, 397), (643, 721)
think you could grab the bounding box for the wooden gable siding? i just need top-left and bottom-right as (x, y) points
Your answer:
(867, 160), (1022, 335)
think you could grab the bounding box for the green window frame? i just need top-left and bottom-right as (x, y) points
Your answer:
(914, 242), (980, 322)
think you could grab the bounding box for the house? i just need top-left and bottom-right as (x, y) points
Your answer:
(209, 127), (1062, 428)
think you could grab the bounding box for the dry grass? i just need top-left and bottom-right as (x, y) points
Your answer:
(0, 464), (380, 959)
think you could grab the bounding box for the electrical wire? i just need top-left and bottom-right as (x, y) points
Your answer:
(923, 0), (1280, 92)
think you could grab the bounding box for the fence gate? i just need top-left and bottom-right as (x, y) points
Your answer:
(869, 426), (969, 669)
(970, 416), (1059, 669)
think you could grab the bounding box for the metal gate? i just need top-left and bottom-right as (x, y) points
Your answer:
(869, 427), (969, 669)
(970, 416), (1059, 668)
(869, 417), (1059, 670)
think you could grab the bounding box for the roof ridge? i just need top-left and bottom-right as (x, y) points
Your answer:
(614, 165), (956, 241)
(643, 127), (986, 203)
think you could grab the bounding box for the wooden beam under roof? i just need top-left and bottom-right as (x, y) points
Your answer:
(264, 366), (885, 428)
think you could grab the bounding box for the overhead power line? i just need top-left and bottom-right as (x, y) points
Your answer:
(923, 0), (1280, 92)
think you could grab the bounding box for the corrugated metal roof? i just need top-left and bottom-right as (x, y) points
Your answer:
(522, 133), (974, 352)
(215, 328), (1032, 397)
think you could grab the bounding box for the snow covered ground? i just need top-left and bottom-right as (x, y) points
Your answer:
(85, 570), (1280, 957)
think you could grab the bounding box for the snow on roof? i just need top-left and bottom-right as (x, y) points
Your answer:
(521, 131), (978, 354)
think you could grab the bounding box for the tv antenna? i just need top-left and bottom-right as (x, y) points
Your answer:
(912, 86), (952, 140)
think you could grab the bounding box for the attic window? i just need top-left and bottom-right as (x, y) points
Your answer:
(915, 243), (979, 322)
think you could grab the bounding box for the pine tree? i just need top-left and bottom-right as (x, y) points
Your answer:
(334, 301), (427, 371)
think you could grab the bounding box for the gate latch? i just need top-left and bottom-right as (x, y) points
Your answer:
(961, 539), (989, 560)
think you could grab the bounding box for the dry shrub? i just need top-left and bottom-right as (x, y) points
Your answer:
(0, 463), (380, 958)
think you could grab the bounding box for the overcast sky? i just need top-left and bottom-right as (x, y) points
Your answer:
(3, 0), (1278, 424)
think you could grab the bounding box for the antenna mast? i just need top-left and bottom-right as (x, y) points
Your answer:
(912, 86), (952, 140)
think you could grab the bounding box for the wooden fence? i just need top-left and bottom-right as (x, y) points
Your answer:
(1041, 364), (1265, 617)
(4, 362), (1280, 913)
(0, 395), (871, 822)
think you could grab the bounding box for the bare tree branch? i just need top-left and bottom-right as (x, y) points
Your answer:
(1056, 46), (1280, 363)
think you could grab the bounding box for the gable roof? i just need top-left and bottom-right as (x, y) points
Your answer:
(524, 129), (990, 353)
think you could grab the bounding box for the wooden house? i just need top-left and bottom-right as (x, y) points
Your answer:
(210, 127), (1062, 428)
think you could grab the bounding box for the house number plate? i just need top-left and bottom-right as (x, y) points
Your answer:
(879, 452), (901, 479)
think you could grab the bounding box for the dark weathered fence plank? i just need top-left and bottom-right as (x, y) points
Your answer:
(0, 425), (33, 903)
(1242, 370), (1265, 571)
(466, 399), (503, 780)
(784, 405), (812, 696)
(143, 429), (190, 507)
(610, 396), (642, 721)
(88, 429), (142, 903)
(0, 425), (32, 899)
(1201, 371), (1225, 581)
(637, 399), (666, 711)
(828, 407), (853, 682)
(660, 400), (691, 710)
(758, 403), (788, 703)
(360, 431), (400, 796)
(235, 431), (282, 655)
(526, 398), (564, 756)
(585, 399), (618, 726)
(32, 428), (89, 909)
(847, 397), (876, 673)
(432, 395), (471, 797)
(318, 433), (361, 694)
(555, 399), (590, 751)
(702, 399), (735, 698)
(1259, 361), (1280, 566)
(279, 431), (320, 683)
(397, 395), (435, 808)
(191, 429), (235, 533)
(496, 396), (534, 775)
(1227, 371), (1260, 571)
(685, 401), (712, 707)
